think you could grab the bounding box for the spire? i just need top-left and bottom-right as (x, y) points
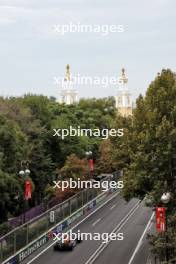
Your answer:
(115, 67), (132, 116)
(65, 64), (71, 81)
(120, 68), (128, 84)
(59, 64), (78, 105)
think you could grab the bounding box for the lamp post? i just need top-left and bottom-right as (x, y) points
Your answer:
(19, 160), (31, 224)
(161, 191), (171, 263)
(85, 151), (93, 178)
(85, 151), (92, 157)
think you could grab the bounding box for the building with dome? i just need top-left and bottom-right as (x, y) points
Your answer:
(59, 64), (78, 105)
(115, 68), (133, 117)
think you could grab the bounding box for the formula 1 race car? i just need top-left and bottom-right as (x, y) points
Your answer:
(53, 233), (81, 251)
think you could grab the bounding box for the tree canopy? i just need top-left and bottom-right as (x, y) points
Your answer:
(0, 95), (116, 222)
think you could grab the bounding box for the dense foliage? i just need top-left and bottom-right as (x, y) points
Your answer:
(0, 95), (117, 222)
(118, 69), (176, 262)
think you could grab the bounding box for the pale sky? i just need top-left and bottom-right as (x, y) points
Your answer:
(0, 0), (175, 101)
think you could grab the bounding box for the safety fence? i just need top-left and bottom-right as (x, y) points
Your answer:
(0, 173), (120, 263)
(0, 187), (101, 263)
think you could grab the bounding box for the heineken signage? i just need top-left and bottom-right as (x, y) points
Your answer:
(18, 236), (48, 262)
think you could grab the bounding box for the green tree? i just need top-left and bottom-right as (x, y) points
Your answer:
(120, 69), (176, 261)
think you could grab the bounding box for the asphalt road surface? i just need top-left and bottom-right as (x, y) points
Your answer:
(23, 194), (153, 264)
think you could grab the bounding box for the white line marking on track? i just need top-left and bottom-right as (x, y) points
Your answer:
(128, 212), (155, 264)
(84, 201), (141, 264)
(110, 204), (116, 210)
(92, 218), (101, 226)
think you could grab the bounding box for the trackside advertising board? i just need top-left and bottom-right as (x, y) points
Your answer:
(3, 192), (110, 264)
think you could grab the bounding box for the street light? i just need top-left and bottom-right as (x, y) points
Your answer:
(19, 160), (31, 224)
(25, 169), (31, 176)
(85, 151), (92, 157)
(161, 192), (171, 204)
(19, 170), (25, 177)
(161, 192), (171, 263)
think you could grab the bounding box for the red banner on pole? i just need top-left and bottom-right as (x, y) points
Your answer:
(156, 207), (166, 232)
(24, 180), (32, 200)
(89, 159), (94, 172)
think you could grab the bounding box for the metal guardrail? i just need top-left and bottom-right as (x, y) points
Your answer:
(0, 173), (120, 263)
(0, 187), (101, 263)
